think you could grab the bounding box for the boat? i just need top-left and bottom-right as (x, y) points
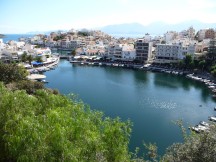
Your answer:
(190, 124), (209, 133)
(70, 60), (81, 63)
(40, 79), (49, 83)
(190, 126), (201, 133)
(214, 107), (216, 111)
(208, 85), (215, 89)
(199, 121), (210, 127)
(209, 116), (216, 122)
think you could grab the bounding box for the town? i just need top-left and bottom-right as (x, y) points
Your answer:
(0, 27), (215, 66)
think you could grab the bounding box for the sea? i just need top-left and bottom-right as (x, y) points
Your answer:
(1, 33), (148, 43)
(2, 34), (34, 43)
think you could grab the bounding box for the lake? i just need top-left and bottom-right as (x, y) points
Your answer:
(45, 60), (216, 155)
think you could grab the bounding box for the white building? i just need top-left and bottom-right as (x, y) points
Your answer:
(155, 43), (195, 64)
(105, 44), (136, 61)
(198, 29), (207, 41)
(0, 39), (5, 52)
(70, 40), (84, 49)
(122, 45), (136, 61)
(105, 44), (122, 60)
(164, 31), (177, 43)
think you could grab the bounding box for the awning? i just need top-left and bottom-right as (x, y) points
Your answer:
(32, 61), (43, 65)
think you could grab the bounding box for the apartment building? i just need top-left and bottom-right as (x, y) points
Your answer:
(154, 43), (195, 64)
(135, 39), (153, 63)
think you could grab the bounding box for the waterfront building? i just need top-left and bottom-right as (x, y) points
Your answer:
(104, 44), (136, 61)
(135, 39), (153, 63)
(154, 42), (195, 64)
(61, 39), (71, 49)
(207, 39), (216, 60)
(70, 40), (85, 49)
(106, 44), (122, 60)
(122, 45), (136, 61)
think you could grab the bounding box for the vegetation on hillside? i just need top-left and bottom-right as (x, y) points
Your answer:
(161, 124), (216, 162)
(0, 83), (132, 161)
(0, 63), (28, 84)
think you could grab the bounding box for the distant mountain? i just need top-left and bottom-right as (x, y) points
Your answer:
(100, 21), (216, 36)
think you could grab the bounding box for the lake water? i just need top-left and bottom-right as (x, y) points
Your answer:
(45, 60), (216, 155)
(3, 34), (215, 155)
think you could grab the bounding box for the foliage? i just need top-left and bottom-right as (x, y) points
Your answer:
(6, 80), (44, 94)
(34, 56), (43, 63)
(53, 35), (64, 41)
(144, 143), (158, 161)
(184, 54), (193, 69)
(161, 40), (166, 44)
(0, 83), (132, 161)
(210, 64), (216, 77)
(78, 31), (90, 37)
(27, 55), (33, 65)
(162, 123), (216, 162)
(21, 51), (28, 62)
(71, 49), (76, 56)
(0, 63), (28, 84)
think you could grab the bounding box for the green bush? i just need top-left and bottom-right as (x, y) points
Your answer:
(0, 83), (131, 161)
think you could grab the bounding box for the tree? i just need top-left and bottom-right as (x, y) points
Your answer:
(35, 56), (43, 63)
(0, 83), (132, 161)
(6, 80), (44, 94)
(198, 60), (206, 72)
(162, 125), (216, 162)
(161, 40), (166, 44)
(0, 63), (28, 84)
(27, 55), (33, 65)
(184, 54), (193, 69)
(21, 51), (28, 62)
(71, 49), (76, 56)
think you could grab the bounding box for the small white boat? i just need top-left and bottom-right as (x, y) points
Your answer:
(209, 116), (216, 122)
(190, 126), (200, 133)
(199, 121), (210, 127)
(40, 79), (49, 83)
(190, 124), (209, 133)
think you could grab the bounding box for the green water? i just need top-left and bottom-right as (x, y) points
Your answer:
(45, 60), (216, 155)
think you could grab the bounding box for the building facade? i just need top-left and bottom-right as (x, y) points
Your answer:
(154, 43), (195, 64)
(135, 39), (153, 63)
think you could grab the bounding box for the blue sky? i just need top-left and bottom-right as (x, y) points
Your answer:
(0, 0), (216, 33)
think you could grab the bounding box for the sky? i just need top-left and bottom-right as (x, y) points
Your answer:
(0, 0), (216, 34)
